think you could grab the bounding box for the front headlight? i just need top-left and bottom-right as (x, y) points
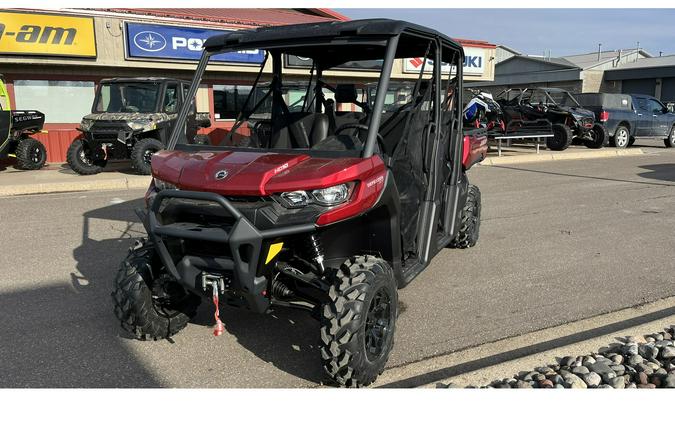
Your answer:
(276, 183), (353, 209)
(311, 184), (351, 206)
(80, 119), (94, 131)
(129, 120), (153, 131)
(154, 178), (177, 191)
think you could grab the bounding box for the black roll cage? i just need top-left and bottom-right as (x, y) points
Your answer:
(167, 27), (464, 169)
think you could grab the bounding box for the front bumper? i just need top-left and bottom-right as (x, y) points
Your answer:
(140, 189), (315, 313)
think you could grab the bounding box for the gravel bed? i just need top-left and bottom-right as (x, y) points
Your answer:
(439, 325), (675, 389)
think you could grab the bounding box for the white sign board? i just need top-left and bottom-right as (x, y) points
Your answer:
(403, 46), (487, 76)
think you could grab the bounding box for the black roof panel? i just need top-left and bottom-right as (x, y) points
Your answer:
(203, 18), (461, 52)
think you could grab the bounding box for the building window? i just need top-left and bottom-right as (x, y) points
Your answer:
(14, 80), (95, 124)
(213, 84), (252, 120)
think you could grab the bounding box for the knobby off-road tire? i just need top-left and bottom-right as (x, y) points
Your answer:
(319, 255), (398, 387)
(584, 124), (608, 149)
(131, 138), (163, 175)
(15, 137), (46, 170)
(67, 139), (105, 175)
(448, 184), (481, 249)
(612, 125), (630, 148)
(547, 123), (573, 151)
(664, 126), (675, 148)
(112, 238), (200, 340)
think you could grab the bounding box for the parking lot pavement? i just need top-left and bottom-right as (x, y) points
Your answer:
(1, 148), (675, 387)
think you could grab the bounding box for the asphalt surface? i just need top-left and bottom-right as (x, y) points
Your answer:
(1, 143), (675, 387)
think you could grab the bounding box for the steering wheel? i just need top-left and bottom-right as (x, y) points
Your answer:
(335, 124), (385, 154)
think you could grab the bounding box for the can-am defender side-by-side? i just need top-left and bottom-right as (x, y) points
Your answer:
(69, 78), (211, 175)
(496, 87), (608, 150)
(0, 75), (48, 170)
(111, 19), (486, 387)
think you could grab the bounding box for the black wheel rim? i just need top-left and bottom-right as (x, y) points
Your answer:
(78, 146), (94, 166)
(143, 148), (157, 165)
(151, 275), (191, 318)
(31, 147), (42, 163)
(365, 287), (393, 361)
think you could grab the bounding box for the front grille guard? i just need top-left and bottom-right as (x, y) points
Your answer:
(139, 189), (315, 288)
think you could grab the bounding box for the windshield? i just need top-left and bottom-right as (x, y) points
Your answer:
(523, 89), (580, 107)
(94, 82), (161, 113)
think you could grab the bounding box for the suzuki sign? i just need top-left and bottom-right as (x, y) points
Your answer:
(403, 47), (487, 76)
(125, 22), (264, 64)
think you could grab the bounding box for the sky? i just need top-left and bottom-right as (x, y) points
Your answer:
(336, 9), (675, 58)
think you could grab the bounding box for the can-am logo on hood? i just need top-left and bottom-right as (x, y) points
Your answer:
(133, 31), (167, 52)
(215, 170), (229, 180)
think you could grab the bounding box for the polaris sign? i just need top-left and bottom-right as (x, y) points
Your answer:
(125, 22), (264, 64)
(403, 47), (487, 76)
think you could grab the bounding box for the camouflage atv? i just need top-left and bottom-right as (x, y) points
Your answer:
(69, 77), (210, 175)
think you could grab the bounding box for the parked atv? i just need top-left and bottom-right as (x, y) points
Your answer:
(0, 75), (47, 170)
(496, 87), (607, 150)
(70, 77), (211, 176)
(112, 19), (486, 387)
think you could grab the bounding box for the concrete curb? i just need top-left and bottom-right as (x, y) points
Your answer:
(480, 148), (645, 166)
(0, 176), (151, 197)
(374, 296), (675, 388)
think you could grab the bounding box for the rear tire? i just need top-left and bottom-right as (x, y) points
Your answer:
(131, 138), (163, 175)
(547, 124), (573, 151)
(612, 125), (630, 149)
(449, 184), (481, 249)
(584, 124), (607, 149)
(67, 139), (105, 175)
(15, 137), (46, 170)
(112, 239), (200, 340)
(664, 126), (675, 148)
(319, 255), (397, 387)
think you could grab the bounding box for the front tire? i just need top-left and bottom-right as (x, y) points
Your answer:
(584, 124), (607, 149)
(15, 137), (47, 170)
(449, 184), (481, 249)
(131, 138), (164, 175)
(112, 239), (200, 340)
(612, 125), (630, 148)
(67, 139), (106, 175)
(547, 124), (573, 151)
(664, 126), (675, 148)
(319, 255), (398, 387)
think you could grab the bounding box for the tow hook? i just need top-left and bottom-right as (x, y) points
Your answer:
(202, 272), (225, 337)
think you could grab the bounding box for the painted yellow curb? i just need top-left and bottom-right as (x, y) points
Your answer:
(480, 148), (644, 166)
(0, 177), (151, 197)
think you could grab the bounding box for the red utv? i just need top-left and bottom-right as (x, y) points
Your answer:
(112, 19), (486, 387)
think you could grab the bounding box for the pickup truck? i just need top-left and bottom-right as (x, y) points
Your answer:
(575, 93), (675, 148)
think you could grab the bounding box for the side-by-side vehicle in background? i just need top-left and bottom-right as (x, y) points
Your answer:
(496, 87), (608, 151)
(0, 75), (47, 170)
(111, 19), (487, 387)
(70, 78), (211, 175)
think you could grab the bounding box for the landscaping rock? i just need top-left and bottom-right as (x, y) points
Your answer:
(582, 372), (601, 387)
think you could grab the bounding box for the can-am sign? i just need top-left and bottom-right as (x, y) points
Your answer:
(404, 47), (487, 76)
(0, 11), (96, 57)
(125, 22), (264, 64)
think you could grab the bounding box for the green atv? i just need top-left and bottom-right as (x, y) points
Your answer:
(0, 75), (47, 170)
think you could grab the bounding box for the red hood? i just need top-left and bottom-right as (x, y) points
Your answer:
(151, 150), (385, 196)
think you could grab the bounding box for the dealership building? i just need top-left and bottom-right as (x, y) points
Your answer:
(470, 46), (675, 106)
(0, 8), (496, 163)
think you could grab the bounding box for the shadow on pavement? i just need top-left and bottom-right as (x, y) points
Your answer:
(67, 197), (326, 386)
(492, 165), (675, 187)
(378, 305), (675, 388)
(637, 164), (675, 183)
